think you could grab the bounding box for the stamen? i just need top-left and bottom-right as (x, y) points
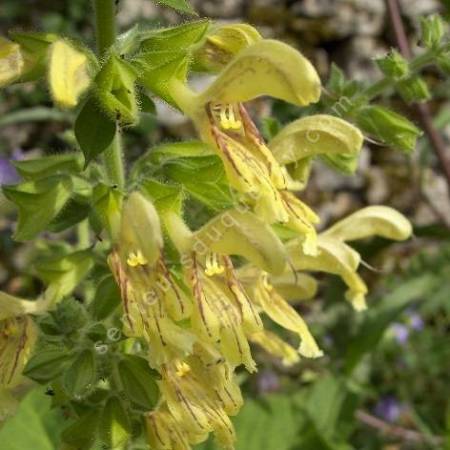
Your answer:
(219, 104), (242, 130)
(127, 250), (148, 267)
(175, 361), (191, 377)
(205, 252), (225, 277)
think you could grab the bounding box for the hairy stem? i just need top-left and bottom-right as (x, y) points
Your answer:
(93, 0), (125, 189)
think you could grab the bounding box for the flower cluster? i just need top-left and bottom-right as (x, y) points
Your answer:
(0, 21), (414, 449)
(107, 31), (412, 450)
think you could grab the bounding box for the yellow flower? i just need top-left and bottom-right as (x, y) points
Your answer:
(288, 206), (412, 310)
(0, 315), (37, 423)
(269, 114), (364, 189)
(48, 39), (92, 108)
(168, 39), (322, 248)
(158, 359), (237, 449)
(164, 207), (287, 371)
(109, 192), (195, 367)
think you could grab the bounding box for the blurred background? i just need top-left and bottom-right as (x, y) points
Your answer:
(1, 1), (450, 450)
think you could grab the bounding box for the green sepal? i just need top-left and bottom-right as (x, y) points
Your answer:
(12, 153), (83, 180)
(130, 140), (213, 180)
(355, 105), (422, 153)
(320, 152), (359, 174)
(117, 355), (159, 410)
(63, 348), (98, 398)
(61, 410), (100, 449)
(96, 54), (139, 125)
(88, 275), (121, 320)
(91, 183), (123, 240)
(152, 0), (197, 14)
(163, 155), (234, 211)
(140, 20), (209, 52)
(140, 178), (184, 215)
(133, 50), (189, 107)
(24, 345), (74, 383)
(99, 396), (131, 449)
(2, 175), (73, 241)
(9, 31), (58, 83)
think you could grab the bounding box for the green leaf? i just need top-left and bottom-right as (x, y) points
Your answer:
(63, 349), (98, 398)
(153, 0), (197, 14)
(99, 397), (131, 449)
(88, 275), (121, 320)
(0, 388), (66, 450)
(75, 97), (117, 167)
(12, 153), (83, 181)
(35, 250), (95, 302)
(3, 175), (73, 241)
(117, 355), (159, 410)
(24, 345), (73, 383)
(48, 199), (91, 233)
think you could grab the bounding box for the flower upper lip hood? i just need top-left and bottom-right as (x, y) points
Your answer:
(287, 206), (413, 311)
(170, 39), (322, 120)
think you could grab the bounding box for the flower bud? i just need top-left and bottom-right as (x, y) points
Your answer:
(48, 39), (93, 108)
(356, 105), (421, 153)
(193, 23), (262, 72)
(396, 75), (430, 103)
(375, 49), (409, 79)
(421, 14), (445, 49)
(0, 37), (24, 87)
(117, 355), (159, 410)
(119, 192), (163, 267)
(10, 31), (57, 82)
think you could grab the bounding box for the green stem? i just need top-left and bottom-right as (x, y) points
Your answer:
(93, 0), (125, 189)
(362, 45), (446, 101)
(77, 219), (90, 249)
(93, 0), (117, 56)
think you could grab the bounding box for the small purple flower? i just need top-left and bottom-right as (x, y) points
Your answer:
(408, 313), (424, 331)
(374, 396), (402, 423)
(391, 323), (409, 344)
(0, 157), (19, 185)
(257, 370), (280, 394)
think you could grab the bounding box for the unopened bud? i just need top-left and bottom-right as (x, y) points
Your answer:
(396, 75), (430, 103)
(119, 192), (163, 267)
(421, 14), (445, 49)
(375, 49), (409, 79)
(356, 105), (421, 153)
(0, 37), (24, 87)
(193, 23), (262, 72)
